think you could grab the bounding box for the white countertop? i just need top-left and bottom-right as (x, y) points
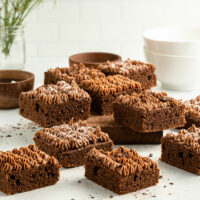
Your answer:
(0, 65), (200, 200)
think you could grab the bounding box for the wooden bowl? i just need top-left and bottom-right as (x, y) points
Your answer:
(69, 52), (121, 67)
(0, 70), (34, 109)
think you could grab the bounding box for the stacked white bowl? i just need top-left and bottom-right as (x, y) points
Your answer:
(143, 26), (200, 91)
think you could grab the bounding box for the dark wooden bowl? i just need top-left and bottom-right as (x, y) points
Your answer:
(69, 52), (121, 67)
(0, 70), (34, 109)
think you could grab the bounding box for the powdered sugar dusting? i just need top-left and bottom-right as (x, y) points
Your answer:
(38, 121), (110, 148)
(25, 80), (90, 104)
(100, 59), (151, 74)
(185, 97), (200, 113)
(181, 125), (200, 142)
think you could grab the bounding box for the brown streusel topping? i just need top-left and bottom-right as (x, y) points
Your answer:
(115, 91), (182, 111)
(46, 63), (105, 84)
(0, 145), (59, 173)
(20, 81), (91, 104)
(97, 59), (155, 75)
(80, 75), (141, 96)
(165, 124), (200, 152)
(34, 121), (111, 151)
(184, 96), (200, 121)
(46, 67), (74, 83)
(87, 146), (158, 176)
(69, 63), (105, 84)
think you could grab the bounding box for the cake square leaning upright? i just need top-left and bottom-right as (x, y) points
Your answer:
(79, 75), (142, 115)
(161, 125), (200, 174)
(113, 91), (186, 132)
(19, 81), (91, 127)
(34, 121), (113, 167)
(84, 146), (160, 194)
(0, 145), (60, 195)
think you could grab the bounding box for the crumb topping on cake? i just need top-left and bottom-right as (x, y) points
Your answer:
(0, 145), (59, 173)
(34, 121), (111, 150)
(21, 81), (91, 104)
(80, 75), (141, 96)
(97, 59), (155, 75)
(184, 96), (200, 120)
(46, 67), (74, 83)
(87, 146), (158, 176)
(46, 64), (105, 84)
(115, 91), (182, 111)
(165, 124), (200, 151)
(69, 63), (105, 83)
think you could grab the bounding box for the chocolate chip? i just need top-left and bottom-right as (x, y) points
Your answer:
(6, 135), (11, 137)
(148, 153), (153, 157)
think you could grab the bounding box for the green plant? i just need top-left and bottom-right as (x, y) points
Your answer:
(0, 0), (42, 56)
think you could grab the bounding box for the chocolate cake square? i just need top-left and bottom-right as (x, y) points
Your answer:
(161, 125), (200, 174)
(80, 75), (142, 115)
(96, 59), (157, 89)
(34, 121), (113, 168)
(19, 81), (91, 127)
(113, 91), (186, 132)
(183, 96), (200, 128)
(86, 115), (163, 144)
(44, 63), (105, 85)
(0, 145), (60, 195)
(85, 146), (160, 194)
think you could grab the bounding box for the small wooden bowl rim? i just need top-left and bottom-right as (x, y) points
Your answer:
(0, 70), (34, 86)
(69, 52), (122, 65)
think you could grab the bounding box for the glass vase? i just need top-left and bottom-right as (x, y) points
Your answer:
(0, 26), (26, 69)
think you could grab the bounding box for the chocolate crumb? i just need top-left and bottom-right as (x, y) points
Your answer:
(152, 195), (156, 198)
(169, 182), (174, 185)
(164, 185), (167, 188)
(159, 175), (163, 179)
(78, 180), (82, 183)
(109, 195), (113, 198)
(169, 193), (172, 195)
(148, 153), (153, 157)
(19, 133), (23, 136)
(6, 135), (11, 137)
(142, 192), (147, 195)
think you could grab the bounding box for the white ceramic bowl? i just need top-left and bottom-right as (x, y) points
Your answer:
(144, 46), (200, 91)
(143, 26), (200, 56)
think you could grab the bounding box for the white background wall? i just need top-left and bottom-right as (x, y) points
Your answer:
(25, 0), (200, 67)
